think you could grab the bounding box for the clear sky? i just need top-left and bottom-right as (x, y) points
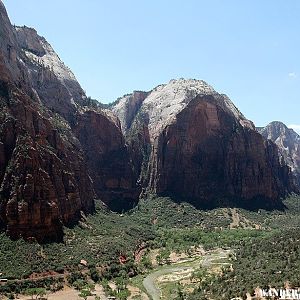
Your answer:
(2, 0), (300, 132)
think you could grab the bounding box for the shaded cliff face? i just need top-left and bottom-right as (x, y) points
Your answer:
(0, 82), (95, 242)
(73, 109), (139, 211)
(0, 1), (138, 240)
(258, 122), (300, 187)
(112, 79), (294, 208)
(0, 2), (95, 241)
(152, 96), (292, 208)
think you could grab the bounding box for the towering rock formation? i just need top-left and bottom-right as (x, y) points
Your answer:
(112, 79), (294, 208)
(0, 82), (95, 241)
(0, 1), (23, 82)
(0, 1), (137, 241)
(12, 22), (139, 211)
(0, 1), (95, 241)
(0, 0), (296, 241)
(258, 121), (300, 187)
(73, 109), (139, 212)
(14, 25), (87, 123)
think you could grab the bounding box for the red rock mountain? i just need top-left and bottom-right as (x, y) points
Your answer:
(258, 121), (300, 187)
(0, 1), (137, 241)
(112, 79), (295, 209)
(0, 1), (296, 241)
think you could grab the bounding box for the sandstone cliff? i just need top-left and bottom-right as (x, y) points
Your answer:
(0, 1), (137, 241)
(258, 121), (300, 187)
(112, 79), (294, 209)
(0, 1), (96, 240)
(0, 0), (297, 242)
(0, 82), (95, 241)
(73, 109), (139, 211)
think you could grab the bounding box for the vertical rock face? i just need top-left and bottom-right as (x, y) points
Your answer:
(14, 25), (87, 123)
(112, 79), (295, 208)
(73, 109), (139, 211)
(112, 91), (149, 134)
(0, 1), (22, 82)
(0, 82), (95, 241)
(0, 1), (137, 240)
(258, 121), (300, 187)
(153, 98), (292, 208)
(0, 1), (95, 241)
(0, 0), (297, 241)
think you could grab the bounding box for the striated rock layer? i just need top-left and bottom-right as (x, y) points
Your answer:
(0, 0), (297, 241)
(73, 109), (139, 211)
(0, 82), (95, 241)
(0, 1), (137, 241)
(14, 25), (87, 123)
(258, 121), (300, 187)
(112, 79), (295, 209)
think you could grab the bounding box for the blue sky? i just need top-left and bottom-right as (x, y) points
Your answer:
(2, 0), (300, 131)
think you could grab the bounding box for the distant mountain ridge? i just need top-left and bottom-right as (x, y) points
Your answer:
(258, 121), (300, 187)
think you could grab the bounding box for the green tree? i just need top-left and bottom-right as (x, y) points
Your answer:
(79, 288), (92, 300)
(89, 267), (100, 282)
(24, 288), (46, 300)
(156, 249), (170, 265)
(176, 283), (185, 300)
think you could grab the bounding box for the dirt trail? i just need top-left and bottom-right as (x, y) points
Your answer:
(17, 284), (108, 300)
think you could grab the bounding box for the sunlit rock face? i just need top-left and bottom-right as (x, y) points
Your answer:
(258, 121), (300, 188)
(0, 0), (297, 242)
(14, 25), (87, 123)
(112, 79), (294, 209)
(0, 1), (138, 241)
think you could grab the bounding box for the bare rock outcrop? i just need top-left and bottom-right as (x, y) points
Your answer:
(14, 25), (87, 123)
(0, 1), (137, 240)
(0, 81), (95, 241)
(73, 109), (139, 211)
(112, 79), (294, 208)
(258, 121), (300, 187)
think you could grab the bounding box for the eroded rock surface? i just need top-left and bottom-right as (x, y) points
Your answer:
(258, 121), (300, 187)
(112, 79), (294, 208)
(0, 1), (137, 240)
